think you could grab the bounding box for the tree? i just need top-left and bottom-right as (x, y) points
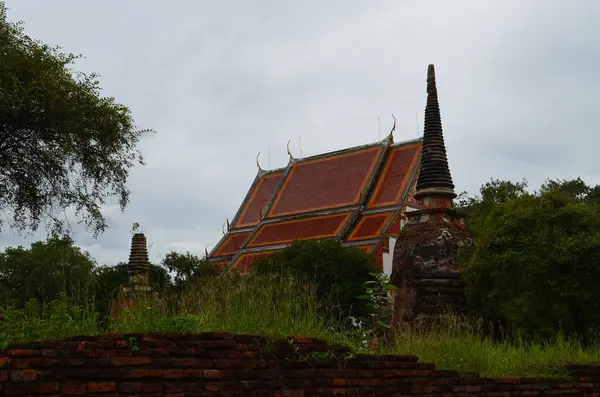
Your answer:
(0, 234), (96, 307)
(253, 239), (377, 321)
(462, 178), (600, 342)
(161, 251), (217, 288)
(0, 2), (152, 236)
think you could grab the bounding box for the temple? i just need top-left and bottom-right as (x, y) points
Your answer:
(207, 130), (423, 274)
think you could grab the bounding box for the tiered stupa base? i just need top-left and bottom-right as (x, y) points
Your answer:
(390, 207), (473, 328)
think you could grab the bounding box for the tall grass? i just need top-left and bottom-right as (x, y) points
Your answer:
(110, 273), (353, 346)
(383, 314), (600, 378)
(1, 274), (600, 379)
(0, 292), (99, 348)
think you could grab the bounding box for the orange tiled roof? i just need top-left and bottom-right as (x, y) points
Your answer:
(208, 138), (422, 270)
(233, 169), (285, 228)
(346, 211), (395, 242)
(246, 211), (354, 248)
(367, 143), (420, 208)
(267, 145), (384, 218)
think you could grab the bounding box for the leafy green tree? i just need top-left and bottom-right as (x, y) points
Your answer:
(0, 235), (96, 307)
(0, 2), (151, 236)
(253, 239), (377, 321)
(161, 251), (218, 288)
(462, 178), (600, 342)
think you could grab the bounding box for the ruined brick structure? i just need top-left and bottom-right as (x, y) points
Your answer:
(112, 233), (157, 317)
(208, 129), (424, 274)
(124, 233), (152, 296)
(2, 332), (600, 396)
(390, 65), (473, 326)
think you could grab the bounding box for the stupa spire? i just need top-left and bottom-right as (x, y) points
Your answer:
(126, 232), (151, 292)
(414, 64), (456, 201)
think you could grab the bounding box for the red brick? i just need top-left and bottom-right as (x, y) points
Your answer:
(142, 382), (164, 392)
(185, 369), (204, 378)
(8, 350), (39, 358)
(60, 382), (87, 395)
(117, 382), (142, 393)
(0, 357), (9, 369)
(125, 369), (163, 378)
(29, 382), (60, 394)
(204, 370), (222, 379)
(9, 369), (37, 382)
(40, 349), (61, 358)
(110, 356), (152, 366)
(87, 381), (116, 392)
(0, 370), (7, 382)
(9, 359), (28, 369)
(164, 369), (185, 378)
(29, 358), (57, 367)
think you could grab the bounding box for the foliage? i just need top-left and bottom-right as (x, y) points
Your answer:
(0, 234), (96, 307)
(253, 239), (377, 321)
(161, 250), (218, 288)
(111, 272), (344, 344)
(461, 177), (600, 342)
(0, 292), (99, 348)
(387, 313), (600, 379)
(353, 272), (396, 348)
(0, 2), (151, 236)
(2, 279), (600, 379)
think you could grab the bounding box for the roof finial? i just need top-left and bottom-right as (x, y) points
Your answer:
(205, 247), (209, 258)
(256, 152), (262, 170)
(222, 222), (226, 235)
(386, 114), (396, 143)
(226, 218), (230, 231)
(414, 64), (456, 201)
(286, 139), (292, 157)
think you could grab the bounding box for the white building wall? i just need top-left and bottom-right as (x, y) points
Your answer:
(382, 204), (419, 276)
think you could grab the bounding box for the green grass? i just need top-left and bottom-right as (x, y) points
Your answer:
(382, 314), (600, 378)
(1, 274), (599, 379)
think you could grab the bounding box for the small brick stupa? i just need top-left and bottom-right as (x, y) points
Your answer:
(111, 233), (155, 318)
(123, 232), (152, 296)
(390, 64), (474, 327)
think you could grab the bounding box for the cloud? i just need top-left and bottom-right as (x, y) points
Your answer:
(2, 0), (600, 264)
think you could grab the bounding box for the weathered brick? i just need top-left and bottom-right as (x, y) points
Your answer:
(60, 381), (87, 395)
(8, 349), (40, 358)
(29, 382), (60, 394)
(204, 369), (223, 379)
(86, 381), (116, 392)
(9, 369), (37, 382)
(184, 369), (204, 378)
(0, 357), (10, 369)
(117, 381), (142, 393)
(110, 356), (152, 366)
(124, 368), (163, 378)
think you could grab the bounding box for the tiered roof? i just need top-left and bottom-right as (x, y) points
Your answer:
(208, 134), (422, 272)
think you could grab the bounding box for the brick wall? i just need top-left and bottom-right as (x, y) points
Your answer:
(0, 332), (599, 396)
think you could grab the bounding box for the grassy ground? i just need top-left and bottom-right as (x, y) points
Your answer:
(1, 273), (599, 379)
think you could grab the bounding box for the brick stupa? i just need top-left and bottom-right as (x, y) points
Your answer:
(111, 233), (155, 318)
(123, 232), (152, 296)
(390, 65), (473, 327)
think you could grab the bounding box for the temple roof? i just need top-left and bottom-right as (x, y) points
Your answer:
(266, 143), (386, 218)
(231, 168), (286, 229)
(209, 136), (422, 267)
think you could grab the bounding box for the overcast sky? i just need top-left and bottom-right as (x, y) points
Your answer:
(2, 0), (599, 266)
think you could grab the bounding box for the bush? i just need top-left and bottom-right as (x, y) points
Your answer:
(462, 180), (600, 343)
(253, 239), (377, 322)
